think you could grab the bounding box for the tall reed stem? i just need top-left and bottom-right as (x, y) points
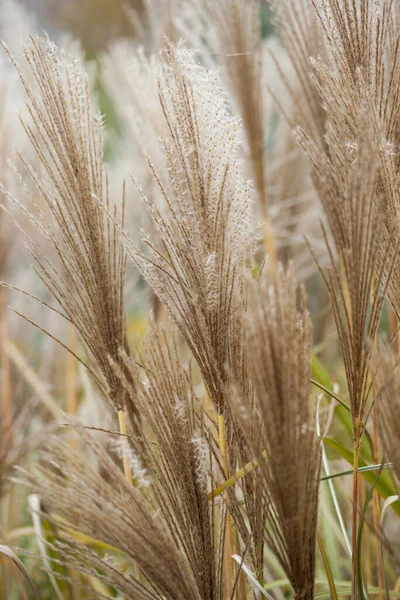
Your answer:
(371, 281), (384, 596)
(218, 413), (233, 598)
(371, 402), (384, 598)
(351, 431), (359, 600)
(232, 524), (247, 600)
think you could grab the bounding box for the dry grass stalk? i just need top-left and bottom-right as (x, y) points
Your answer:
(298, 115), (397, 445)
(274, 3), (400, 596)
(232, 264), (321, 600)
(126, 42), (255, 593)
(185, 0), (324, 279)
(4, 1), (400, 596)
(273, 0), (400, 298)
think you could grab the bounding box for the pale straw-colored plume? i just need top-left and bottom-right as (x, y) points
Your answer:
(298, 106), (398, 599)
(130, 41), (253, 417)
(232, 263), (321, 600)
(273, 0), (400, 298)
(278, 3), (400, 596)
(193, 0), (268, 224)
(182, 0), (324, 280)
(1, 36), (132, 416)
(125, 42), (254, 596)
(298, 113), (398, 447)
(295, 0), (400, 448)
(268, 0), (326, 146)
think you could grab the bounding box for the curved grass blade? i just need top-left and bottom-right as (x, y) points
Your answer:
(28, 495), (63, 600)
(232, 555), (275, 599)
(317, 532), (339, 600)
(0, 544), (40, 600)
(311, 378), (350, 412)
(320, 464), (393, 482)
(379, 495), (400, 600)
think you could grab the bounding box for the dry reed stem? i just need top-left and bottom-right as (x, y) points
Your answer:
(218, 414), (233, 597)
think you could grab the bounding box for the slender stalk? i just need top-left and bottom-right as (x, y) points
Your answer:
(118, 409), (132, 485)
(218, 413), (233, 598)
(317, 531), (339, 600)
(352, 430), (359, 600)
(232, 524), (247, 600)
(371, 280), (384, 596)
(372, 401), (385, 597)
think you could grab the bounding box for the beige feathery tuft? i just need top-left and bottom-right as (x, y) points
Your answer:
(131, 41), (253, 416)
(2, 36), (131, 413)
(232, 264), (321, 600)
(298, 107), (399, 446)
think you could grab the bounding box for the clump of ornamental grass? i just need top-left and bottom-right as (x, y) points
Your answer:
(16, 426), (203, 600)
(123, 42), (256, 596)
(269, 1), (400, 593)
(192, 0), (269, 250)
(231, 263), (321, 600)
(4, 1), (400, 597)
(105, 35), (268, 595)
(16, 321), (228, 600)
(272, 0), (400, 305)
(298, 115), (397, 445)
